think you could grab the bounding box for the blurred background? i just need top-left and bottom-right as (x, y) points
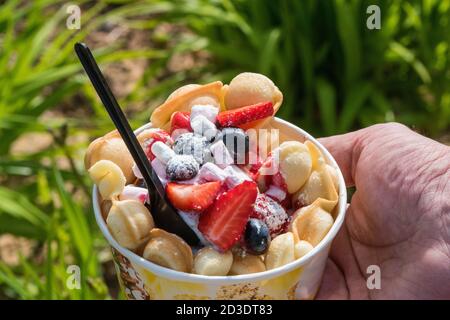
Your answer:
(0, 0), (448, 299)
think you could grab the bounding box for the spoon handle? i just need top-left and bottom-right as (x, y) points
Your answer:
(74, 42), (164, 197)
(75, 42), (199, 246)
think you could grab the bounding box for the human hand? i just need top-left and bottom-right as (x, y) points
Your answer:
(316, 123), (450, 299)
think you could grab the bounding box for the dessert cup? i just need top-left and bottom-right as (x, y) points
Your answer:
(93, 117), (347, 300)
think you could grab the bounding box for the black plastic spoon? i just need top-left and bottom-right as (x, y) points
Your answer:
(75, 42), (199, 246)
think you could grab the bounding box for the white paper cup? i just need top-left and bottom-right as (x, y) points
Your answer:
(93, 117), (347, 300)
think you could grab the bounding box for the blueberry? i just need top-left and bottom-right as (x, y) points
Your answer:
(220, 127), (249, 164)
(166, 154), (199, 181)
(173, 132), (211, 164)
(244, 218), (271, 255)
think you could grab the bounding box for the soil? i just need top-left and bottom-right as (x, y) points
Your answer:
(0, 235), (34, 266)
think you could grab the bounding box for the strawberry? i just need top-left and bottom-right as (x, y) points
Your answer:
(251, 193), (289, 237)
(255, 153), (287, 191)
(198, 180), (258, 251)
(241, 162), (261, 182)
(170, 111), (192, 134)
(245, 152), (264, 181)
(271, 172), (288, 192)
(275, 191), (293, 210)
(142, 129), (173, 161)
(241, 165), (259, 182)
(217, 101), (274, 128)
(166, 181), (221, 212)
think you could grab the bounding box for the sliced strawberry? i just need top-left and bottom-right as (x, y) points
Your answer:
(166, 181), (221, 212)
(142, 129), (173, 161)
(198, 181), (258, 251)
(251, 193), (289, 237)
(217, 101), (274, 128)
(170, 111), (192, 134)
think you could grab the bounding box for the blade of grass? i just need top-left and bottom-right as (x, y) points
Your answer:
(0, 262), (33, 299)
(51, 166), (92, 262)
(338, 82), (372, 132)
(316, 78), (337, 135)
(334, 0), (361, 87)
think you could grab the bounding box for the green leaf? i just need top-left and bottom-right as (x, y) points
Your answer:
(0, 262), (33, 299)
(338, 83), (372, 132)
(0, 187), (49, 239)
(258, 28), (281, 75)
(334, 0), (361, 87)
(316, 78), (337, 135)
(51, 167), (92, 262)
(389, 41), (431, 83)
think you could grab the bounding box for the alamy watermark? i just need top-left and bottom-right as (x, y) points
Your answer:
(66, 4), (81, 30)
(366, 265), (381, 289)
(64, 4), (381, 32)
(366, 5), (381, 30)
(66, 265), (81, 290)
(64, 4), (381, 31)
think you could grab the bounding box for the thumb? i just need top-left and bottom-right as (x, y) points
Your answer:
(318, 129), (366, 187)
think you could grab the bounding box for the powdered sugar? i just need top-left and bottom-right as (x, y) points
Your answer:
(171, 128), (190, 141)
(173, 132), (211, 165)
(190, 104), (219, 123)
(197, 162), (227, 183)
(151, 157), (167, 184)
(265, 185), (287, 202)
(151, 141), (175, 164)
(190, 115), (218, 140)
(166, 154), (199, 181)
(223, 165), (252, 189)
(210, 140), (234, 168)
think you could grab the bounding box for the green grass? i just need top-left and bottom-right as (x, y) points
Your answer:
(145, 0), (450, 137)
(0, 0), (183, 299)
(0, 0), (448, 299)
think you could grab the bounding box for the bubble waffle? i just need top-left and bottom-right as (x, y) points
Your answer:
(85, 131), (134, 183)
(265, 232), (295, 270)
(143, 228), (193, 273)
(106, 200), (154, 250)
(87, 72), (342, 277)
(193, 247), (233, 276)
(229, 253), (266, 275)
(224, 73), (283, 129)
(293, 141), (338, 212)
(89, 160), (126, 200)
(290, 202), (334, 247)
(278, 141), (312, 194)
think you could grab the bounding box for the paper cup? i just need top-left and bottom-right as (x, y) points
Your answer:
(93, 117), (347, 300)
